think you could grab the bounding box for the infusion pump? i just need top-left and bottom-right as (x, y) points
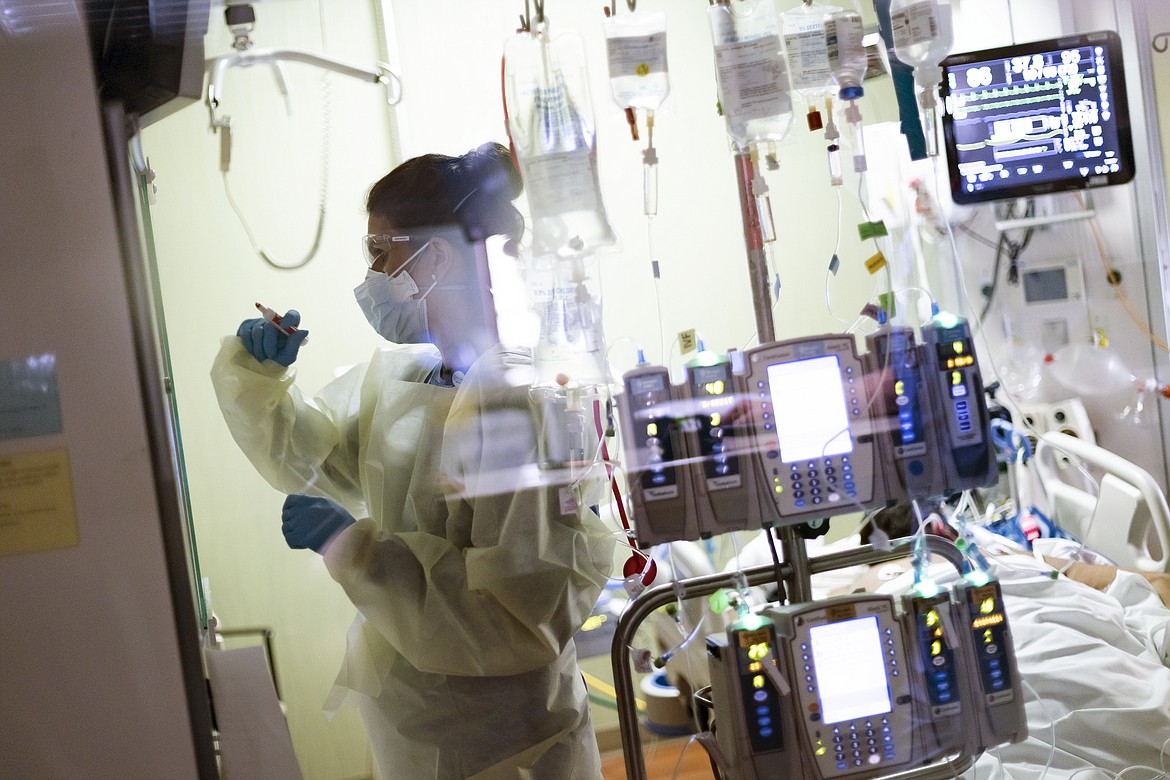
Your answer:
(707, 582), (1026, 780)
(618, 316), (997, 546)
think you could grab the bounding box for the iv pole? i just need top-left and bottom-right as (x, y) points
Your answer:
(731, 147), (816, 606)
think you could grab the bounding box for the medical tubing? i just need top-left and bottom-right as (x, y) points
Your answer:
(673, 734), (697, 780)
(1108, 731), (1170, 779)
(223, 57), (332, 270)
(658, 611), (706, 666)
(646, 219), (667, 362)
(222, 171), (325, 271)
(1018, 677), (1057, 780)
(1077, 192), (1169, 352)
(597, 401), (634, 539)
(911, 499), (932, 587)
(1116, 768), (1169, 780)
(1066, 770), (1119, 780)
(825, 186), (851, 326)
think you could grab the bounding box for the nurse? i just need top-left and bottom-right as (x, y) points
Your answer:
(212, 142), (615, 778)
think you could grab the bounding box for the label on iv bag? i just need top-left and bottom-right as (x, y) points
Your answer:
(891, 1), (939, 49)
(606, 33), (668, 79)
(783, 29), (832, 92)
(522, 151), (600, 218)
(714, 35), (792, 123)
(606, 33), (671, 108)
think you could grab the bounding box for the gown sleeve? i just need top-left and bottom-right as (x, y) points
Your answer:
(322, 347), (616, 677)
(210, 336), (370, 512)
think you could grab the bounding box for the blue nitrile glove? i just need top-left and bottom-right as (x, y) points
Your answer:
(281, 494), (356, 553)
(237, 309), (309, 367)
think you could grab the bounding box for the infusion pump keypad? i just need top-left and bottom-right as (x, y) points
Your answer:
(780, 599), (913, 778)
(748, 337), (878, 520)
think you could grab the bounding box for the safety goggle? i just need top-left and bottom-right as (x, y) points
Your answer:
(362, 233), (427, 272)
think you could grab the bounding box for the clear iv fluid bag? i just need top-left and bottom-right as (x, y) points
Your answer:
(526, 254), (607, 387)
(825, 9), (866, 99)
(890, 0), (954, 73)
(603, 11), (670, 111)
(780, 2), (840, 98)
(505, 30), (617, 258)
(708, 0), (794, 150)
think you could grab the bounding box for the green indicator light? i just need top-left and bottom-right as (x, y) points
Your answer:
(732, 613), (770, 631)
(964, 570), (992, 587)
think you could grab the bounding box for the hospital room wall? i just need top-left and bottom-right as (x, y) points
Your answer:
(140, 1), (901, 774)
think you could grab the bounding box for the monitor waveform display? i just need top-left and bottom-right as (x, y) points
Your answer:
(940, 31), (1134, 204)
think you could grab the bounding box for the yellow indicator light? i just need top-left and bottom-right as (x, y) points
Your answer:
(984, 629), (993, 644)
(952, 371), (962, 385)
(748, 643), (769, 661)
(931, 640), (942, 657)
(926, 610), (939, 627)
(981, 598), (995, 614)
(752, 675), (766, 689)
(774, 485), (783, 494)
(705, 379), (725, 396)
(710, 412), (722, 427)
(647, 422), (658, 436)
(972, 614), (1004, 629)
(953, 341), (965, 354)
(894, 379), (905, 396)
(816, 746), (827, 756)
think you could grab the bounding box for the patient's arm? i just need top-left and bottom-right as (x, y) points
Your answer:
(1043, 556), (1170, 609)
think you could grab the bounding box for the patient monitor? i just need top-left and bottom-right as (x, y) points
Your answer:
(708, 587), (1026, 780)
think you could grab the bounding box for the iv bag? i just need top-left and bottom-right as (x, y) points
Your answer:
(707, 0), (794, 150)
(524, 254), (607, 388)
(505, 28), (617, 258)
(824, 8), (866, 99)
(603, 11), (670, 111)
(779, 2), (840, 98)
(889, 0), (954, 73)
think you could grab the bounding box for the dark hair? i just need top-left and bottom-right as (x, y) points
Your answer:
(365, 142), (524, 256)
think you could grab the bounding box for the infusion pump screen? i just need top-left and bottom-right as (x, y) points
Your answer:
(809, 616), (893, 724)
(767, 356), (853, 463)
(941, 31), (1133, 204)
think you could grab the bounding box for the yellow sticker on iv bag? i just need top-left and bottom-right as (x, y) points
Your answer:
(0, 448), (79, 557)
(865, 250), (888, 275)
(679, 329), (698, 354)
